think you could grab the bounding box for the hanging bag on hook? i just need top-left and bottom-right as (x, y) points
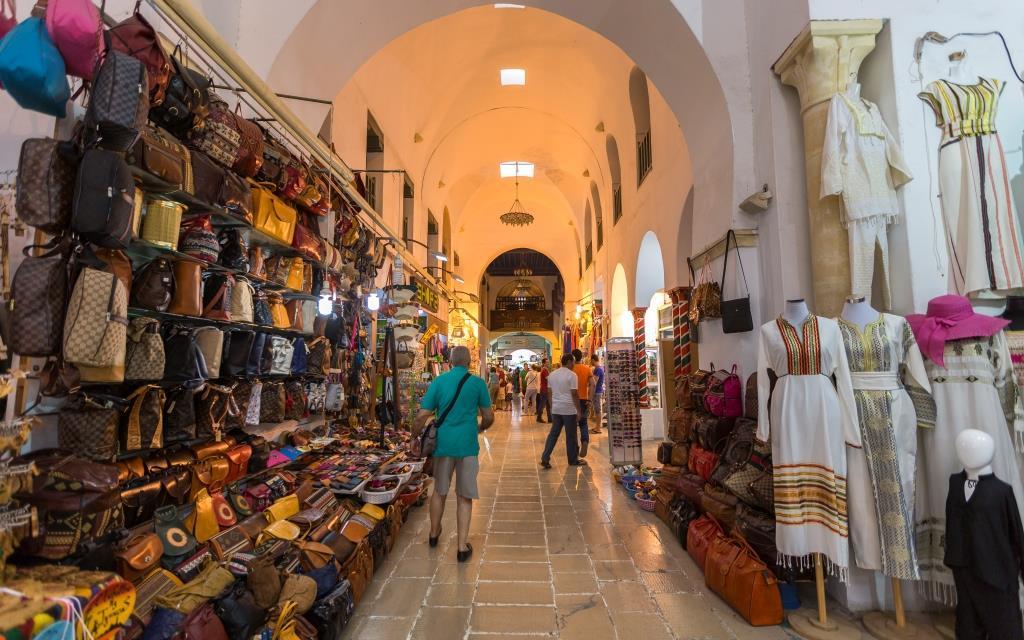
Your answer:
(720, 230), (753, 334)
(0, 16), (71, 118)
(45, 0), (103, 80)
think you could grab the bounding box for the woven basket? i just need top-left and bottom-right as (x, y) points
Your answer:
(361, 475), (402, 504)
(141, 198), (185, 249)
(636, 496), (657, 511)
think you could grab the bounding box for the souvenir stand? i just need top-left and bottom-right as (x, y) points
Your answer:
(0, 0), (436, 636)
(605, 338), (643, 467)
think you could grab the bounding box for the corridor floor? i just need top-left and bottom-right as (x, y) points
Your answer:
(342, 410), (801, 639)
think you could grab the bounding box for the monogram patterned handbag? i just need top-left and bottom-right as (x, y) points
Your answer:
(123, 385), (166, 451)
(16, 137), (77, 233)
(58, 393), (127, 462)
(260, 381), (286, 424)
(125, 317), (165, 380)
(63, 267), (129, 368)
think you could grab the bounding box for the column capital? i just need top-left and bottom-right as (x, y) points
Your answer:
(667, 286), (691, 304)
(630, 307), (648, 321)
(772, 19), (884, 111)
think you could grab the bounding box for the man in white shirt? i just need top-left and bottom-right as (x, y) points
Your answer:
(540, 353), (587, 468)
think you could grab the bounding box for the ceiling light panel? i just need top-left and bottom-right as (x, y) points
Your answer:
(500, 68), (526, 86)
(494, 3), (526, 8)
(500, 161), (534, 178)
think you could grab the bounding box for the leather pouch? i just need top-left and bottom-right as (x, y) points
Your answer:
(266, 494), (300, 523)
(115, 532), (164, 582)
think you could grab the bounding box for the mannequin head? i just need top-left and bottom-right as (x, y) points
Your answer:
(955, 429), (995, 472)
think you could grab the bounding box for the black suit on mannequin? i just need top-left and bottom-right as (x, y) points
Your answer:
(945, 471), (1024, 640)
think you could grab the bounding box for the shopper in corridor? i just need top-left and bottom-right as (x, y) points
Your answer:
(540, 353), (587, 468)
(414, 346), (494, 562)
(572, 349), (593, 457)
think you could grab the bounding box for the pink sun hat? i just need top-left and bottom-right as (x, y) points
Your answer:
(907, 294), (1010, 367)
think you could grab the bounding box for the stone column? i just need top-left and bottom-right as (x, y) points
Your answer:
(667, 287), (693, 381)
(773, 19), (884, 317)
(631, 307), (648, 408)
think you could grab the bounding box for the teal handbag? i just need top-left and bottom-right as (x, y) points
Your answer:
(0, 17), (70, 117)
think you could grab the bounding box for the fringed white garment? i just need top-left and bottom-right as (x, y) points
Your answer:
(757, 316), (860, 580)
(914, 331), (1024, 604)
(838, 314), (933, 581)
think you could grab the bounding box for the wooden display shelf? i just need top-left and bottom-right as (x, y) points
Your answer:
(128, 306), (310, 337)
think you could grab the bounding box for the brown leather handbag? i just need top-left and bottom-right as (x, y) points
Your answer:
(127, 125), (192, 191)
(686, 514), (724, 573)
(195, 383), (237, 441)
(688, 443), (719, 482)
(671, 443), (689, 467)
(736, 503), (778, 568)
(701, 483), (739, 531)
(668, 407), (695, 443)
(168, 260), (203, 316)
(676, 472), (706, 507)
(122, 384), (166, 452)
(116, 532), (164, 582)
(131, 258), (175, 312)
(109, 6), (172, 106)
(178, 602), (229, 640)
(704, 531), (783, 626)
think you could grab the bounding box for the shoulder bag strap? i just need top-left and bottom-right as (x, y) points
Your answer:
(435, 373), (473, 430)
(720, 229), (749, 297)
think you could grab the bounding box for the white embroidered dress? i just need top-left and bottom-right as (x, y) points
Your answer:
(757, 315), (860, 578)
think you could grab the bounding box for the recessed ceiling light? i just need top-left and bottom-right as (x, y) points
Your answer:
(500, 161), (534, 178)
(500, 68), (526, 86)
(494, 3), (525, 8)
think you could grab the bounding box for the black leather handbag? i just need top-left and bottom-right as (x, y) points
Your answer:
(162, 326), (209, 382)
(720, 229), (752, 334)
(246, 333), (267, 376)
(72, 149), (134, 249)
(149, 45), (211, 137)
(308, 579), (355, 640)
(224, 330), (255, 377)
(213, 580), (264, 639)
(163, 386), (198, 443)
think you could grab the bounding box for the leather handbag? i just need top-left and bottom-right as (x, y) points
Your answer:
(224, 330), (255, 376)
(224, 444), (252, 482)
(150, 43), (211, 136)
(247, 332), (268, 376)
(704, 365), (743, 418)
(131, 258), (175, 312)
(83, 48), (149, 151)
(284, 380), (308, 420)
(109, 5), (171, 106)
(127, 125), (192, 191)
(162, 325), (209, 382)
(300, 300), (317, 336)
(195, 383), (237, 441)
(116, 532), (164, 582)
(686, 514), (725, 573)
(306, 337), (331, 376)
(202, 273), (234, 322)
(744, 373), (759, 420)
(194, 327), (225, 378)
(286, 300), (304, 333)
(268, 293), (291, 329)
(72, 149), (134, 248)
(671, 442), (689, 467)
(58, 393), (125, 461)
(252, 184), (298, 244)
(218, 228), (249, 271)
(233, 116), (264, 178)
(688, 443), (719, 482)
(260, 381), (286, 423)
(187, 96), (242, 168)
(163, 386), (197, 443)
(736, 503), (778, 568)
(701, 483), (739, 531)
(63, 267), (129, 368)
(292, 215), (324, 261)
(704, 531), (783, 626)
(291, 337), (308, 374)
(191, 148), (226, 205)
(229, 277), (255, 323)
(15, 137), (77, 233)
(657, 442), (673, 464)
(265, 255), (292, 286)
(123, 384), (165, 451)
(253, 291), (272, 326)
(668, 408), (694, 444)
(308, 580), (355, 640)
(220, 170), (253, 222)
(9, 241), (68, 357)
(677, 472), (706, 506)
(286, 258), (305, 292)
(213, 579), (262, 639)
(168, 261), (203, 317)
(695, 412), (734, 451)
(688, 260), (721, 324)
(264, 335), (295, 374)
(720, 229), (753, 334)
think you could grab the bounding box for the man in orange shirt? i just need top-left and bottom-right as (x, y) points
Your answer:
(571, 349), (593, 457)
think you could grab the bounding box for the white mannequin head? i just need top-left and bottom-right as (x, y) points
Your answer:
(955, 429), (995, 475)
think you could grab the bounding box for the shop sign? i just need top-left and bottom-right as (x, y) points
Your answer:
(414, 277), (439, 313)
(420, 323), (440, 345)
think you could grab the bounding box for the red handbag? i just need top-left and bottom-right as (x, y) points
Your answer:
(292, 214), (325, 261)
(686, 514), (724, 573)
(279, 163), (307, 201)
(108, 5), (171, 105)
(689, 443), (720, 482)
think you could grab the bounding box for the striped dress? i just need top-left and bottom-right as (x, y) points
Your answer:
(756, 316), (861, 579)
(919, 78), (1024, 298)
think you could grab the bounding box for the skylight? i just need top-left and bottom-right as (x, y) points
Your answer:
(500, 68), (526, 86)
(500, 161), (534, 178)
(494, 3), (525, 8)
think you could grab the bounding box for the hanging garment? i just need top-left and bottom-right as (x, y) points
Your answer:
(918, 78), (1024, 299)
(821, 92), (912, 307)
(756, 315), (860, 579)
(1007, 330), (1024, 389)
(913, 332), (1024, 604)
(837, 314), (933, 580)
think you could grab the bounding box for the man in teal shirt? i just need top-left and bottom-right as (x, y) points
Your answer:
(414, 346), (494, 562)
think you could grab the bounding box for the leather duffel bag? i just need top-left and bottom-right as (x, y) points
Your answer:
(671, 442), (689, 467)
(657, 442), (673, 465)
(670, 497), (700, 546)
(686, 513), (724, 574)
(704, 531), (783, 626)
(676, 472), (706, 506)
(696, 413), (736, 451)
(736, 503), (778, 567)
(701, 483), (739, 532)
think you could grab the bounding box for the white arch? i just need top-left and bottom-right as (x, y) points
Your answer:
(635, 230), (666, 307)
(611, 263), (631, 338)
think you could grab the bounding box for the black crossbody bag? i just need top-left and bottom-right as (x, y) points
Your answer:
(411, 373), (472, 459)
(720, 229), (753, 334)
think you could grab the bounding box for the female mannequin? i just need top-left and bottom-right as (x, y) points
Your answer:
(841, 296), (880, 331)
(944, 429), (1024, 639)
(782, 298), (810, 327)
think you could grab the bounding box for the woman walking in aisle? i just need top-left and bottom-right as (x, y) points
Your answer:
(414, 346), (494, 562)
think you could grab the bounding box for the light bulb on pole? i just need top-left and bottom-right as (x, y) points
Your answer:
(366, 291), (381, 311)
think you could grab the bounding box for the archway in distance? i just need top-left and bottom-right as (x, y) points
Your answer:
(611, 263), (630, 338)
(635, 231), (666, 307)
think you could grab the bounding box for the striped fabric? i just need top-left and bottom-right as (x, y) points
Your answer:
(632, 308), (648, 408)
(775, 316), (822, 375)
(774, 463), (849, 537)
(919, 77), (1002, 138)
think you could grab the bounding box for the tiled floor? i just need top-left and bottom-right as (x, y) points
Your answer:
(342, 410), (802, 639)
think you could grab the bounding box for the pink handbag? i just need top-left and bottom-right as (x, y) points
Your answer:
(0, 0), (15, 41)
(266, 451), (290, 468)
(45, 0), (102, 79)
(704, 364), (743, 418)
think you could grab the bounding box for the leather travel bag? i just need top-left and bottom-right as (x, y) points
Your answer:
(63, 266), (129, 369)
(676, 472), (706, 510)
(686, 513), (725, 575)
(84, 48), (149, 151)
(9, 241), (68, 357)
(108, 5), (170, 105)
(72, 149), (134, 248)
(736, 503), (779, 570)
(126, 124), (192, 192)
(15, 137), (77, 233)
(701, 483), (739, 531)
(704, 531), (783, 626)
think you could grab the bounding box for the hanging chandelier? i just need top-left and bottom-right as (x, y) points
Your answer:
(499, 176), (534, 227)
